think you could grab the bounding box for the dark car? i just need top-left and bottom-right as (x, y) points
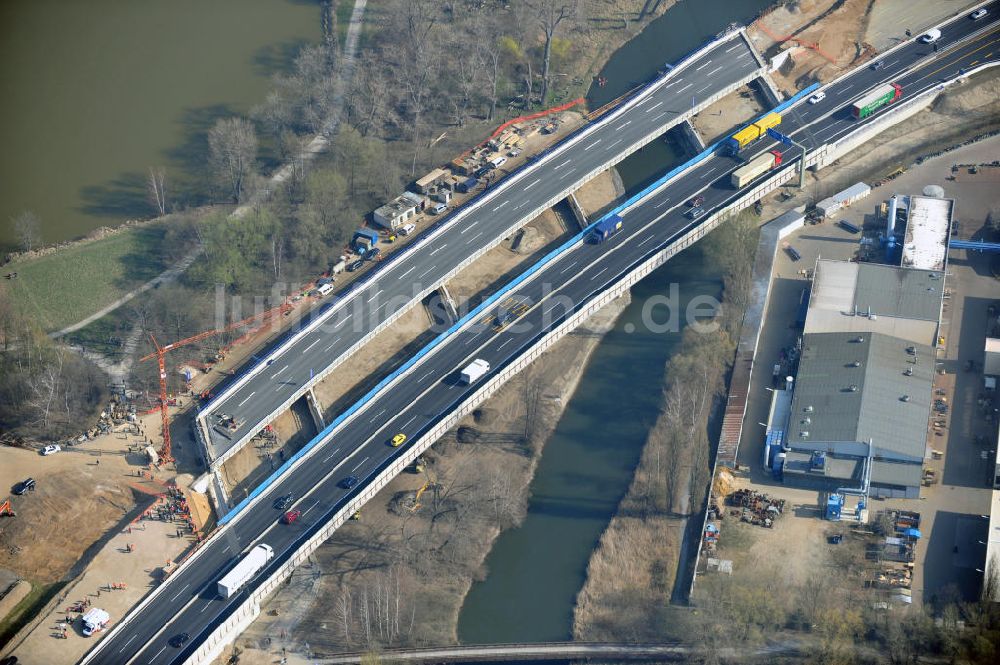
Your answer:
(13, 478), (35, 495)
(686, 206), (706, 220)
(364, 247), (381, 262)
(474, 165), (493, 178)
(273, 493), (293, 510)
(339, 475), (359, 489)
(347, 259), (365, 272)
(870, 60), (884, 71)
(169, 633), (189, 648)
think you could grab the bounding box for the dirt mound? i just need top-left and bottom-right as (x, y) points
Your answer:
(712, 468), (737, 499)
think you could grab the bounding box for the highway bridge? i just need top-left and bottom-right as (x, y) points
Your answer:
(84, 5), (1000, 665)
(196, 26), (769, 480)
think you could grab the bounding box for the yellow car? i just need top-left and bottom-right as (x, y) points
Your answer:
(391, 433), (407, 447)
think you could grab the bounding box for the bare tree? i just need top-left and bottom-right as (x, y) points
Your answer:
(11, 210), (41, 252)
(147, 167), (168, 216)
(529, 0), (580, 106)
(208, 117), (258, 203)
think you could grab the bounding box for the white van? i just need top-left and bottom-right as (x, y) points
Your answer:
(81, 608), (110, 636)
(316, 282), (334, 297)
(430, 202), (448, 215)
(400, 223), (416, 236)
(919, 28), (941, 43)
(488, 155), (508, 169)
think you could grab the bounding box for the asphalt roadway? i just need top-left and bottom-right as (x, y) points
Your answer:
(197, 33), (763, 461)
(89, 7), (1000, 665)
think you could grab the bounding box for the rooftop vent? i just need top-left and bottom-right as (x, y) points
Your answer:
(801, 417), (811, 425)
(848, 385), (859, 392)
(904, 367), (913, 376)
(804, 405), (814, 413)
(851, 361), (861, 367)
(900, 395), (910, 402)
(853, 337), (865, 343)
(800, 431), (810, 438)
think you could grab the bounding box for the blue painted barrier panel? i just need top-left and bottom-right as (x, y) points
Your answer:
(220, 74), (820, 525)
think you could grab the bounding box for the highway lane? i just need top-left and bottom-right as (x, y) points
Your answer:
(197, 33), (763, 461)
(90, 10), (1000, 665)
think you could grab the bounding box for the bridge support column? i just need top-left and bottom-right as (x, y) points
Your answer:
(565, 193), (589, 230)
(306, 388), (326, 431)
(754, 75), (784, 106)
(210, 468), (232, 514)
(677, 120), (707, 156)
(437, 285), (459, 323)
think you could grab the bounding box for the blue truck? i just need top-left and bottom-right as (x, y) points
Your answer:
(590, 214), (623, 243)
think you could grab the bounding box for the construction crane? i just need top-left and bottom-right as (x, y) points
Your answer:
(140, 303), (291, 464)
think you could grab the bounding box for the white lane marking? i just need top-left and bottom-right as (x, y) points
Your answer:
(524, 178), (540, 190)
(419, 267), (434, 279)
(274, 385), (283, 392)
(726, 43), (741, 53)
(302, 338), (321, 354)
(429, 244), (447, 256)
(237, 391), (256, 407)
(370, 409), (386, 424)
(325, 342), (336, 351)
(460, 221), (481, 234)
(677, 83), (693, 93)
(420, 370), (435, 383)
(402, 414), (418, 429)
(638, 235), (656, 247)
(696, 85), (711, 94)
(333, 315), (349, 330)
(351, 456), (370, 472)
(514, 201), (528, 210)
(591, 267), (609, 281)
(737, 50), (751, 58)
(553, 159), (571, 170)
(274, 364), (288, 375)
(585, 138), (602, 150)
(492, 201), (508, 211)
(302, 502), (317, 516)
(559, 167), (577, 178)
(645, 101), (664, 112)
(151, 644), (168, 661)
(559, 260), (578, 275)
(467, 231), (483, 244)
(695, 59), (712, 70)
(498, 338), (513, 350)
(654, 112), (669, 121)
(400, 266), (415, 278)
(607, 138), (624, 150)
(222, 545), (230, 553)
(886, 59), (898, 67)
(636, 96), (649, 107)
(620, 119), (632, 127)
(707, 66), (723, 76)
(654, 197), (671, 209)
(200, 602), (211, 613)
(700, 169), (713, 179)
(170, 583), (190, 603)
(323, 447), (341, 463)
(120, 634), (137, 652)
(841, 82), (856, 94)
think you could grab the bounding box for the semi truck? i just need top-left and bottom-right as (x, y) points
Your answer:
(731, 150), (783, 189)
(851, 83), (902, 119)
(217, 544), (274, 598)
(724, 112), (782, 154)
(590, 214), (623, 243)
(81, 608), (111, 636)
(459, 358), (490, 385)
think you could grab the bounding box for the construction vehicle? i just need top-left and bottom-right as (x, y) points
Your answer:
(0, 500), (14, 518)
(851, 83), (902, 119)
(731, 150), (784, 188)
(408, 482), (431, 512)
(140, 303), (290, 463)
(724, 112), (782, 154)
(460, 359), (490, 385)
(81, 608), (111, 636)
(590, 214), (623, 243)
(217, 544), (274, 598)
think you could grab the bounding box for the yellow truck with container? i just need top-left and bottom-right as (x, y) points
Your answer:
(724, 112), (782, 154)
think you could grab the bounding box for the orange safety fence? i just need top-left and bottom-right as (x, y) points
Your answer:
(485, 97), (586, 143)
(754, 18), (839, 64)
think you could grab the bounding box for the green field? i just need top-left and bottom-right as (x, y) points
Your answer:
(5, 224), (170, 333)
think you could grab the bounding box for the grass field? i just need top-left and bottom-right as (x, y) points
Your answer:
(5, 224), (170, 333)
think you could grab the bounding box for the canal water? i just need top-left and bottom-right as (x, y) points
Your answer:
(457, 0), (773, 642)
(0, 0), (321, 252)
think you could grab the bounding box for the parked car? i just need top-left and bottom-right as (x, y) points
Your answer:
(971, 8), (988, 20)
(808, 91), (827, 104)
(508, 147), (522, 158)
(41, 445), (61, 456)
(281, 509), (301, 524)
(474, 165), (492, 178)
(339, 475), (359, 489)
(686, 206), (706, 220)
(169, 633), (190, 648)
(364, 247), (381, 262)
(687, 195), (705, 207)
(273, 493), (293, 510)
(400, 223), (417, 236)
(390, 433), (407, 447)
(347, 259), (365, 272)
(430, 202), (448, 215)
(13, 478), (35, 495)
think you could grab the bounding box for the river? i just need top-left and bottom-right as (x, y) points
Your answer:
(456, 0), (773, 643)
(0, 0), (321, 253)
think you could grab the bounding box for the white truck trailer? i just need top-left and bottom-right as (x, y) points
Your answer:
(217, 544), (274, 598)
(459, 358), (490, 385)
(81, 608), (111, 636)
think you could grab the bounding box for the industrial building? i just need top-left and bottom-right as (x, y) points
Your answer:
(765, 188), (953, 498)
(373, 194), (421, 230)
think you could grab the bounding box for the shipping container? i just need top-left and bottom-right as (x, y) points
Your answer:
(590, 214), (624, 243)
(851, 83), (903, 119)
(724, 112), (782, 153)
(731, 150), (783, 188)
(218, 544), (274, 598)
(459, 358), (490, 385)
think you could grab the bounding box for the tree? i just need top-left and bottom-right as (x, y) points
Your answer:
(11, 211), (41, 252)
(147, 166), (168, 216)
(529, 0), (581, 106)
(208, 117), (258, 203)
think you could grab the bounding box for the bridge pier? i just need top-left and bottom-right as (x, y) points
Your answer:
(565, 193), (589, 230)
(305, 388), (326, 431)
(437, 285), (459, 323)
(676, 120), (707, 155)
(754, 74), (785, 106)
